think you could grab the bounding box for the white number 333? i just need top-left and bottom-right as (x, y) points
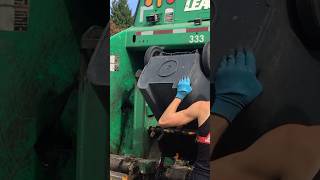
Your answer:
(189, 35), (204, 43)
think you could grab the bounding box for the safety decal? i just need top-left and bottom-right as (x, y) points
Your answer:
(0, 0), (29, 31)
(164, 8), (174, 22)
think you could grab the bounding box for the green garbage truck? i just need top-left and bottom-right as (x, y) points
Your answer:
(110, 0), (211, 179)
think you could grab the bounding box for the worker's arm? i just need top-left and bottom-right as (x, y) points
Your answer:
(209, 114), (229, 154)
(210, 49), (263, 155)
(158, 98), (201, 128)
(158, 77), (197, 128)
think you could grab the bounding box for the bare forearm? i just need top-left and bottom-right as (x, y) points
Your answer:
(163, 98), (181, 116)
(210, 114), (229, 156)
(158, 98), (182, 126)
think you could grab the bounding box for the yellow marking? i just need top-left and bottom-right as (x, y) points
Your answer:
(157, 0), (162, 7)
(145, 0), (153, 7)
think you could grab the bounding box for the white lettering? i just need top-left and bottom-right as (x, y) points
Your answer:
(200, 0), (210, 10)
(184, 0), (210, 12)
(193, 0), (202, 10)
(189, 35), (205, 43)
(184, 0), (192, 11)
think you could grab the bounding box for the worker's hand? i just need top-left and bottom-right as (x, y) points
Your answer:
(212, 49), (263, 123)
(176, 76), (192, 100)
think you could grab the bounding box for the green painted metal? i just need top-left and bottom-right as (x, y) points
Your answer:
(110, 31), (137, 155)
(132, 87), (147, 157)
(0, 0), (80, 179)
(128, 0), (210, 49)
(134, 0), (210, 26)
(76, 80), (107, 180)
(0, 0), (106, 179)
(126, 22), (210, 49)
(110, 0), (210, 159)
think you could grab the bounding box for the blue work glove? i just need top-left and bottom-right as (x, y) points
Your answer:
(212, 49), (263, 123)
(176, 77), (192, 100)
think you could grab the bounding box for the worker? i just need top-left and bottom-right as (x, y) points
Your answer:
(209, 48), (263, 178)
(210, 49), (320, 179)
(158, 77), (210, 180)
